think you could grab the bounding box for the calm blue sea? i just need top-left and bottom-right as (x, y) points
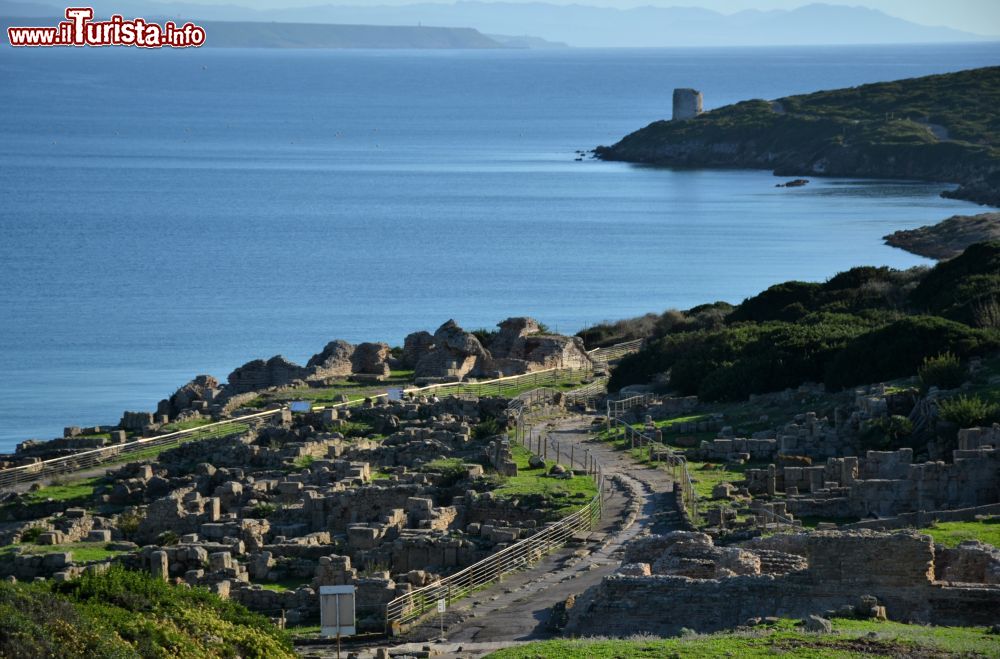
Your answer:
(1, 43), (998, 450)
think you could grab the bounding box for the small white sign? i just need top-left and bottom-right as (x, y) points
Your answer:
(437, 598), (446, 613)
(289, 401), (311, 413)
(319, 585), (356, 637)
(387, 387), (404, 401)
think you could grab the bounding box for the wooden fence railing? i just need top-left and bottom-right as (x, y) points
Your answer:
(0, 410), (281, 490)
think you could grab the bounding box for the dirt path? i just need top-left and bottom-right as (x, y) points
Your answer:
(302, 415), (685, 657)
(440, 416), (680, 644)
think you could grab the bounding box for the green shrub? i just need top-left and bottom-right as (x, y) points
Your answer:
(918, 352), (966, 391)
(727, 281), (821, 323)
(861, 415), (915, 451)
(471, 328), (499, 346)
(937, 395), (998, 428)
(115, 509), (143, 541)
(157, 530), (179, 546)
(611, 313), (874, 400)
(246, 503), (276, 519)
(19, 526), (45, 543)
(473, 417), (502, 440)
(824, 316), (999, 391)
(910, 241), (1000, 324)
(0, 566), (293, 658)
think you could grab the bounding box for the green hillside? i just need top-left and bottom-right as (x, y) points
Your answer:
(603, 242), (1000, 401)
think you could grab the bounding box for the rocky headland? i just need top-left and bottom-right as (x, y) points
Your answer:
(595, 67), (1000, 207)
(885, 212), (1000, 260)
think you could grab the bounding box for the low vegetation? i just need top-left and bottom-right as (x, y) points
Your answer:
(0, 566), (294, 658)
(937, 394), (999, 428)
(23, 476), (104, 504)
(922, 517), (1000, 548)
(493, 444), (597, 518)
(486, 617), (1000, 658)
(0, 541), (127, 564)
(609, 244), (1000, 400)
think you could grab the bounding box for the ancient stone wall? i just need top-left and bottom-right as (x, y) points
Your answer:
(567, 530), (1000, 637)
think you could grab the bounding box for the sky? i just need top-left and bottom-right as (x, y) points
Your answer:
(173, 1), (1000, 36)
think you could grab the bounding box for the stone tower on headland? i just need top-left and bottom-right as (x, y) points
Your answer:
(673, 88), (703, 120)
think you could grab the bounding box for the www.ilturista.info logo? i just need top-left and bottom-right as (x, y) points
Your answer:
(7, 7), (206, 48)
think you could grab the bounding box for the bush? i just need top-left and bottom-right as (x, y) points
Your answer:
(861, 415), (915, 451)
(726, 281), (821, 323)
(824, 316), (999, 391)
(473, 417), (503, 440)
(937, 395), (999, 428)
(246, 503), (276, 519)
(918, 352), (966, 391)
(0, 567), (293, 658)
(611, 313), (874, 400)
(910, 241), (1000, 324)
(156, 530), (179, 546)
(115, 509), (143, 541)
(19, 526), (45, 543)
(576, 313), (660, 348)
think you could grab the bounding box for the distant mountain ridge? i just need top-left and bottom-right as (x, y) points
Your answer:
(7, 0), (993, 47)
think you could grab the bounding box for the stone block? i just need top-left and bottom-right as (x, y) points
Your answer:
(151, 550), (169, 581)
(209, 552), (232, 571)
(37, 531), (63, 545)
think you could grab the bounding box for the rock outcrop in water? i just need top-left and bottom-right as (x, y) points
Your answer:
(884, 212), (1000, 260)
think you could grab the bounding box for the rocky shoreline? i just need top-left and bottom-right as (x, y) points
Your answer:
(1, 317), (591, 463)
(884, 212), (1000, 260)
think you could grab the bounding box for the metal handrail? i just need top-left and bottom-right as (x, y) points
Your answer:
(383, 390), (605, 634)
(0, 409), (281, 490)
(383, 493), (602, 631)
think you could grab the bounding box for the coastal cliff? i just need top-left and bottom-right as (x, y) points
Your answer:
(596, 67), (1000, 207)
(885, 212), (1000, 260)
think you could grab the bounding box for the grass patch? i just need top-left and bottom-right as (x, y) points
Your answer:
(160, 417), (215, 432)
(0, 541), (127, 564)
(289, 455), (315, 470)
(492, 444), (597, 518)
(421, 457), (465, 473)
(687, 461), (756, 502)
(922, 517), (1000, 548)
(257, 578), (311, 592)
(24, 476), (104, 504)
(486, 617), (1000, 658)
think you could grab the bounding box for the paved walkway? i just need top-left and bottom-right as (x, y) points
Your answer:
(300, 414), (683, 658)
